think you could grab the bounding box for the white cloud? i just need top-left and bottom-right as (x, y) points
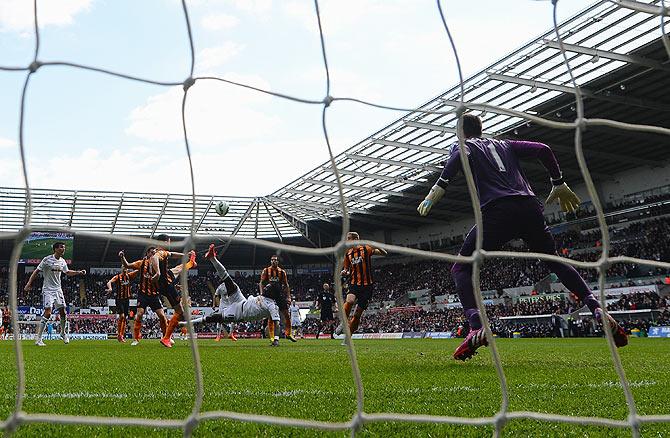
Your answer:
(201, 13), (239, 31)
(300, 67), (382, 101)
(282, 0), (404, 36)
(195, 42), (244, 71)
(0, 137), (16, 149)
(229, 0), (272, 19)
(0, 135), (338, 196)
(125, 73), (281, 147)
(0, 0), (91, 33)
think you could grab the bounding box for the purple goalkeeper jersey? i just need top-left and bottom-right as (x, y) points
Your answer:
(436, 138), (562, 208)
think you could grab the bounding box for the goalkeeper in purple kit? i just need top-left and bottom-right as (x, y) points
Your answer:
(417, 114), (627, 360)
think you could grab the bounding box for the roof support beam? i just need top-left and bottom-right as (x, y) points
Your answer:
(611, 0), (670, 16)
(100, 194), (125, 264)
(262, 201), (283, 242)
(489, 73), (670, 112)
(222, 200), (256, 252)
(265, 201), (322, 248)
(195, 197), (214, 233)
(372, 137), (448, 155)
(301, 178), (425, 200)
(67, 192), (78, 227)
(346, 154), (442, 172)
(265, 196), (341, 224)
(150, 195), (170, 238)
(543, 40), (670, 72)
(285, 189), (395, 207)
(335, 168), (427, 184)
(403, 121), (495, 138)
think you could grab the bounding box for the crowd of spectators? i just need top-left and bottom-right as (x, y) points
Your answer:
(1, 191), (669, 342)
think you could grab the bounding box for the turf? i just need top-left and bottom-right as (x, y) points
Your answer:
(0, 338), (668, 437)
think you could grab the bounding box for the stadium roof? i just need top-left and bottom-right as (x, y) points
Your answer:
(1, 0), (669, 262)
(271, 0), (670, 231)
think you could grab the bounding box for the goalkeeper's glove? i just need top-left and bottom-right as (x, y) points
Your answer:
(417, 184), (446, 216)
(546, 182), (581, 213)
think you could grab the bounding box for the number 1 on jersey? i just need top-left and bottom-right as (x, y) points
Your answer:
(487, 144), (507, 172)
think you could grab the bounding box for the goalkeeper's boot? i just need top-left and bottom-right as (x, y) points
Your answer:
(188, 250), (197, 268)
(595, 308), (628, 347)
(453, 328), (488, 361)
(204, 244), (217, 259)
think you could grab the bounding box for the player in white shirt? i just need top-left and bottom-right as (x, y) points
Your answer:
(24, 241), (86, 346)
(182, 244), (280, 344)
(213, 287), (237, 342)
(289, 300), (302, 339)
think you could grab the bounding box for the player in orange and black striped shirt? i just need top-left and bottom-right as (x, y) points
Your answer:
(120, 247), (169, 345)
(259, 255), (296, 345)
(152, 234), (198, 349)
(338, 232), (387, 335)
(106, 266), (138, 343)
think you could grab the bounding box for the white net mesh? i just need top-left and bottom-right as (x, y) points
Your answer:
(1, 0), (670, 436)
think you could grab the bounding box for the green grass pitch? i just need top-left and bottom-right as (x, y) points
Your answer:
(0, 338), (668, 437)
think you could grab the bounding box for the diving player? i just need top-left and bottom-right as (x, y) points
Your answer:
(183, 245), (280, 344)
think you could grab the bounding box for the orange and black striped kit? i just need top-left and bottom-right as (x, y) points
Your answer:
(343, 245), (374, 286)
(261, 266), (287, 288)
(128, 258), (158, 296)
(111, 271), (135, 299)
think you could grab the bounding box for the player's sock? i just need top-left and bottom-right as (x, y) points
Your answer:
(164, 312), (182, 340)
(159, 317), (167, 337)
(267, 320), (275, 340)
(133, 319), (142, 340)
(349, 315), (361, 333)
(60, 316), (67, 335)
(36, 316), (48, 342)
(210, 257), (230, 280)
(343, 301), (353, 319)
(464, 308), (482, 330)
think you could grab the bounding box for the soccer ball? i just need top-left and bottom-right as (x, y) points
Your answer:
(214, 200), (230, 217)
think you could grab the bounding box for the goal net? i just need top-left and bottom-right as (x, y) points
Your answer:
(1, 0), (669, 436)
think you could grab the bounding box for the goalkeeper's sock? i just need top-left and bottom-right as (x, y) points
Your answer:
(464, 308), (482, 330)
(545, 260), (600, 314)
(36, 316), (48, 342)
(133, 319), (142, 340)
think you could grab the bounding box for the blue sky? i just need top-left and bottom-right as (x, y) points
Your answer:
(0, 0), (587, 197)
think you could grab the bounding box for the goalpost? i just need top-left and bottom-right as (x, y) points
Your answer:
(1, 0), (670, 436)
